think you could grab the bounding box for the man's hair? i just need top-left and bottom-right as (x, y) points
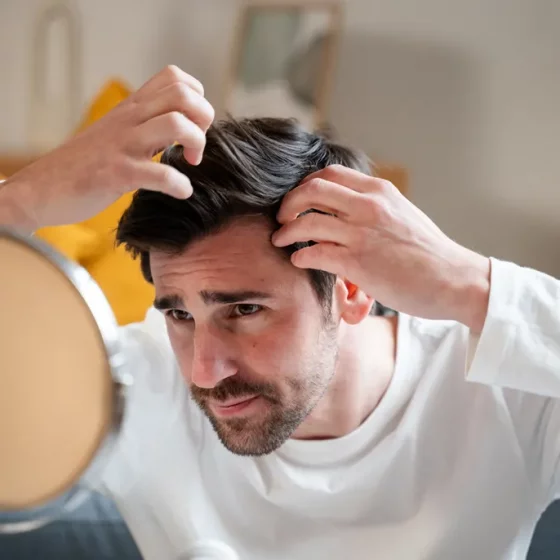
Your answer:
(116, 117), (373, 311)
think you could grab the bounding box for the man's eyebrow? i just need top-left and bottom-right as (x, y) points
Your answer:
(153, 294), (184, 310)
(199, 290), (272, 305)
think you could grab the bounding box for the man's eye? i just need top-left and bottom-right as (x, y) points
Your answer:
(231, 304), (263, 318)
(166, 309), (192, 322)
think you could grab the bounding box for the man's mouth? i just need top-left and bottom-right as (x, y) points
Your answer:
(210, 395), (261, 417)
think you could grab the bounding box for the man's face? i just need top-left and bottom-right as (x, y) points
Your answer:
(150, 217), (339, 456)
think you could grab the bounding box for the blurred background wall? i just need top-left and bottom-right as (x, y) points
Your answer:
(0, 0), (559, 276)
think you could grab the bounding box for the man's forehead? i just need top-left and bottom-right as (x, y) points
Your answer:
(149, 217), (291, 285)
(188, 216), (275, 252)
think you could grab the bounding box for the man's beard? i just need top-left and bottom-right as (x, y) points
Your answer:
(190, 324), (338, 456)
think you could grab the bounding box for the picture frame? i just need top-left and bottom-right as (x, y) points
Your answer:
(224, 0), (343, 131)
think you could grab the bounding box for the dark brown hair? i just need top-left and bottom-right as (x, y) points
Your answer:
(116, 117), (372, 310)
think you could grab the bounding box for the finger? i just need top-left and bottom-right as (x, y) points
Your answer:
(290, 242), (348, 277)
(134, 112), (206, 165)
(130, 160), (193, 199)
(135, 65), (205, 100)
(272, 212), (354, 247)
(140, 81), (215, 132)
(277, 178), (363, 224)
(300, 164), (373, 193)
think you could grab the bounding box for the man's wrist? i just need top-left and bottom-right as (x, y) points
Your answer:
(447, 249), (491, 334)
(0, 178), (38, 232)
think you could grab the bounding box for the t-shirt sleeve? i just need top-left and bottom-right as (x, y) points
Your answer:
(465, 257), (560, 499)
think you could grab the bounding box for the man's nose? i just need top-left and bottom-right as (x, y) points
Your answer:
(189, 326), (237, 389)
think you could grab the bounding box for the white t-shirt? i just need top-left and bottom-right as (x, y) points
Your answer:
(99, 257), (560, 560)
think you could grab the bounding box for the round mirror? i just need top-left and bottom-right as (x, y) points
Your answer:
(0, 228), (130, 533)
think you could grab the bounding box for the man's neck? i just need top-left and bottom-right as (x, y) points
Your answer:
(292, 315), (398, 441)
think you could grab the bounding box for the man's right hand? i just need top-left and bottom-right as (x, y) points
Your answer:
(0, 65), (215, 231)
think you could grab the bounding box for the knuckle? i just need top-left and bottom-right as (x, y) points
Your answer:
(193, 97), (214, 129)
(164, 64), (182, 80)
(195, 102), (214, 131)
(362, 194), (380, 214)
(307, 177), (326, 195)
(375, 178), (396, 195)
(166, 64), (205, 96)
(167, 111), (185, 133)
(329, 164), (346, 173)
(193, 78), (205, 97)
(174, 81), (193, 105)
(325, 164), (345, 180)
(172, 83), (213, 129)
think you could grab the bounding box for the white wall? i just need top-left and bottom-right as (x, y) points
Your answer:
(1, 0), (559, 275)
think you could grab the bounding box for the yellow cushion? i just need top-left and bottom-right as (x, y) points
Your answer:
(36, 224), (102, 263)
(76, 79), (131, 134)
(85, 242), (155, 326)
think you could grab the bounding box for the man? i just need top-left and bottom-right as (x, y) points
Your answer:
(1, 66), (560, 560)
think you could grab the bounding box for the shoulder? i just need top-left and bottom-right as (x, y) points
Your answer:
(404, 313), (469, 359)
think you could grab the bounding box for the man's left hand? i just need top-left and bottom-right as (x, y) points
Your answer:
(272, 165), (490, 333)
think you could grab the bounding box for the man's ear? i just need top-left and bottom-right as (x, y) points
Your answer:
(334, 278), (375, 325)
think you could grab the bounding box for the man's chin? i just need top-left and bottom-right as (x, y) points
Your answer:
(209, 417), (285, 456)
(208, 413), (303, 456)
(193, 396), (309, 456)
(219, 437), (283, 457)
